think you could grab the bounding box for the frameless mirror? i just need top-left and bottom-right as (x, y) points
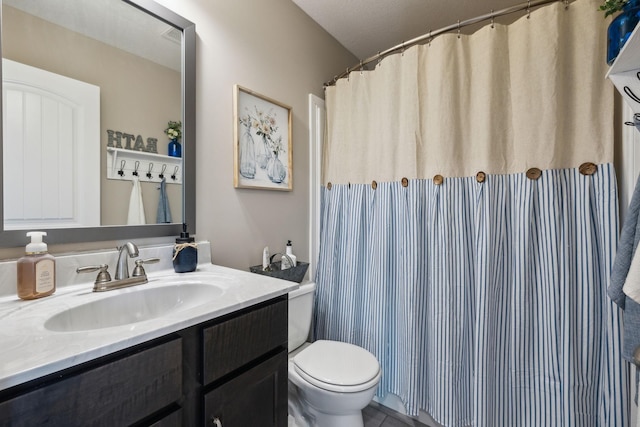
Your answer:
(0, 0), (195, 247)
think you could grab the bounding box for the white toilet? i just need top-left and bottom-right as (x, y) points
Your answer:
(288, 282), (381, 427)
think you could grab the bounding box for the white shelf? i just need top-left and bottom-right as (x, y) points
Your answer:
(106, 147), (182, 184)
(607, 23), (640, 115)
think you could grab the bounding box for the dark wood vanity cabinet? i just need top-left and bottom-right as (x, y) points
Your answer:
(0, 296), (288, 427)
(201, 297), (288, 427)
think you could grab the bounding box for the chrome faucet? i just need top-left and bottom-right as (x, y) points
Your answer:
(76, 242), (160, 292)
(115, 242), (139, 280)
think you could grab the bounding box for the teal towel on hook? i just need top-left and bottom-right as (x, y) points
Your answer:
(156, 177), (172, 223)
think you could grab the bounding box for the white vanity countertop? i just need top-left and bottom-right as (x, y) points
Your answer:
(0, 263), (298, 391)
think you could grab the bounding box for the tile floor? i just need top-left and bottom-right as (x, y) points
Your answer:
(363, 402), (432, 427)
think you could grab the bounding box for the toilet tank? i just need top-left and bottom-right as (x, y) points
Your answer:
(288, 281), (316, 353)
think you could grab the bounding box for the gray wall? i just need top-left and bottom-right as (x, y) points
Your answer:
(153, 0), (356, 270)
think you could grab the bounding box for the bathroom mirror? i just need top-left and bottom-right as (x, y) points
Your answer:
(0, 0), (195, 247)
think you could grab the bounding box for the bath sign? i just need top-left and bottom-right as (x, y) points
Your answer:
(107, 129), (158, 153)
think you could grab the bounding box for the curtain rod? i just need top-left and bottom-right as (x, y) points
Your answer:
(325, 0), (568, 87)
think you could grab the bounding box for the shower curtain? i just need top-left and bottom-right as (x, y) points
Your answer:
(314, 1), (629, 426)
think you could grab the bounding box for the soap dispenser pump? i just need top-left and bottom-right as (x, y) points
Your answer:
(17, 231), (56, 300)
(173, 223), (198, 273)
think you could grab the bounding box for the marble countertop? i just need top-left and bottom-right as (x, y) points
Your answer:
(0, 263), (298, 391)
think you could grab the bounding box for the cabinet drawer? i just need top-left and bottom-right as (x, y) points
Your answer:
(202, 298), (287, 385)
(0, 338), (182, 427)
(203, 349), (288, 427)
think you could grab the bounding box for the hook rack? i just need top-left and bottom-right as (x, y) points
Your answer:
(106, 147), (182, 184)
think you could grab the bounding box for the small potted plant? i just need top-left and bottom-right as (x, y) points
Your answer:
(601, 0), (640, 64)
(600, 0), (629, 16)
(165, 120), (182, 158)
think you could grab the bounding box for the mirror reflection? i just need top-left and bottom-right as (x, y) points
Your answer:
(2, 0), (183, 230)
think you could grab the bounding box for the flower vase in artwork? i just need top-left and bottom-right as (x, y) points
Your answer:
(168, 138), (182, 158)
(239, 123), (256, 179)
(267, 152), (286, 184)
(607, 0), (640, 64)
(256, 135), (272, 169)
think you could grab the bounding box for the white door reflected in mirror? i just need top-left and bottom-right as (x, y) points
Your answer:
(3, 59), (100, 230)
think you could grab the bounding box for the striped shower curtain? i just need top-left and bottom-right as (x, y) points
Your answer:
(314, 1), (629, 426)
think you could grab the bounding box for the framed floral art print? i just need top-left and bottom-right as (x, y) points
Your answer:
(233, 85), (293, 191)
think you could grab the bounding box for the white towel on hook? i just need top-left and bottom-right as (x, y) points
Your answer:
(127, 176), (146, 225)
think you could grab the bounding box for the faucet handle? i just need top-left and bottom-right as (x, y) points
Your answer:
(132, 258), (160, 277)
(76, 264), (112, 285)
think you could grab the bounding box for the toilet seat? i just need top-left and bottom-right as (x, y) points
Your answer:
(292, 340), (381, 393)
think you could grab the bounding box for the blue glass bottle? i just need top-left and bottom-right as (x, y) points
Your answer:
(168, 138), (182, 158)
(607, 0), (640, 65)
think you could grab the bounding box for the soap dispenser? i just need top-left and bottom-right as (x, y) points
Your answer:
(173, 223), (197, 273)
(281, 240), (297, 270)
(17, 231), (56, 300)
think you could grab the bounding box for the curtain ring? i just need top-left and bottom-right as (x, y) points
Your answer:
(428, 30), (432, 46)
(401, 41), (405, 55)
(457, 20), (461, 39)
(527, 0), (531, 19)
(360, 60), (364, 75)
(490, 10), (495, 28)
(526, 167), (542, 180)
(346, 68), (350, 82)
(377, 52), (382, 67)
(564, 0), (569, 9)
(579, 162), (597, 176)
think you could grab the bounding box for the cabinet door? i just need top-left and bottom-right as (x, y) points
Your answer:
(0, 338), (182, 427)
(204, 349), (287, 427)
(202, 298), (287, 385)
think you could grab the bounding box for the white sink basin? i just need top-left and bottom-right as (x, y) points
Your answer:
(44, 281), (225, 332)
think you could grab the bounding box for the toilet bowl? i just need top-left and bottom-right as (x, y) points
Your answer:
(288, 282), (381, 427)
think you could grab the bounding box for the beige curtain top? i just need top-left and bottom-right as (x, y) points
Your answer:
(324, 0), (613, 185)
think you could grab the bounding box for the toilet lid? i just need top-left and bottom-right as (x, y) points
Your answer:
(292, 340), (380, 390)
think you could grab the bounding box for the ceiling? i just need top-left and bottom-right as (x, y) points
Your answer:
(4, 0), (181, 71)
(292, 0), (533, 60)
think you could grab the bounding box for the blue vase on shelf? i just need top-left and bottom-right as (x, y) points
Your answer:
(168, 138), (182, 158)
(607, 0), (640, 65)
